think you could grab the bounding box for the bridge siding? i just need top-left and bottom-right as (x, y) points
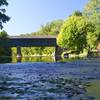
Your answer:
(0, 38), (57, 47)
(0, 37), (62, 57)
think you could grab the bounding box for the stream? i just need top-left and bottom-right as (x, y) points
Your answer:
(0, 57), (100, 100)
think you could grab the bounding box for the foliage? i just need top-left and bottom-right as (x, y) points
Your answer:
(12, 47), (55, 57)
(0, 30), (8, 38)
(16, 20), (63, 56)
(84, 0), (100, 49)
(20, 19), (63, 37)
(84, 0), (100, 27)
(57, 12), (95, 53)
(37, 19), (64, 36)
(87, 32), (98, 50)
(0, 30), (10, 56)
(0, 0), (10, 56)
(0, 0), (10, 29)
(73, 11), (82, 16)
(84, 0), (100, 15)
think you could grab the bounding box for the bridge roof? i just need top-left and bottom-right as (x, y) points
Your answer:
(8, 36), (57, 39)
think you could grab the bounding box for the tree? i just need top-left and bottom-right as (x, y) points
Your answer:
(84, 0), (100, 14)
(57, 11), (95, 53)
(0, 30), (8, 38)
(0, 0), (10, 29)
(84, 0), (100, 26)
(87, 32), (98, 50)
(73, 11), (82, 16)
(17, 20), (64, 56)
(0, 30), (11, 56)
(84, 0), (100, 49)
(37, 19), (64, 36)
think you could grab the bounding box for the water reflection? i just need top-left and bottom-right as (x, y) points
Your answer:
(0, 56), (85, 64)
(0, 57), (12, 64)
(0, 56), (86, 64)
(0, 56), (57, 63)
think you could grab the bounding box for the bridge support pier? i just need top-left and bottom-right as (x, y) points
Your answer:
(17, 46), (22, 57)
(55, 46), (63, 61)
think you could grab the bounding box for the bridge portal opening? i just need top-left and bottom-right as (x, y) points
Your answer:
(11, 47), (55, 57)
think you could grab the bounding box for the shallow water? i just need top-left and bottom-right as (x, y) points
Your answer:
(0, 57), (100, 99)
(87, 80), (100, 100)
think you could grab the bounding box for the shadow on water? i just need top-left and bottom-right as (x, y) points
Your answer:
(0, 56), (56, 63)
(0, 56), (85, 64)
(0, 57), (12, 64)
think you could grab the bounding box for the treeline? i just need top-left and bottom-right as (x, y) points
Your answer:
(1, 0), (100, 57)
(13, 0), (100, 57)
(0, 0), (11, 57)
(0, 31), (11, 56)
(12, 20), (64, 56)
(58, 0), (100, 56)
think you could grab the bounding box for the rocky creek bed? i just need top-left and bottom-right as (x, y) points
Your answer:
(0, 59), (100, 100)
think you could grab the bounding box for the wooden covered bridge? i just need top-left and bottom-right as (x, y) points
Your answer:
(0, 36), (62, 57)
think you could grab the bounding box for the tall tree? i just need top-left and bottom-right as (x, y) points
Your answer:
(38, 19), (64, 35)
(0, 0), (10, 29)
(57, 11), (95, 53)
(84, 0), (100, 26)
(84, 0), (100, 14)
(84, 0), (100, 48)
(0, 30), (8, 37)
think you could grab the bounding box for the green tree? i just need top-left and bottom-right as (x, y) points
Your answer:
(84, 0), (100, 49)
(17, 20), (64, 56)
(73, 11), (82, 16)
(84, 0), (100, 14)
(0, 31), (11, 56)
(57, 12), (95, 53)
(87, 32), (98, 50)
(38, 19), (63, 36)
(84, 0), (100, 26)
(0, 30), (8, 37)
(0, 0), (10, 29)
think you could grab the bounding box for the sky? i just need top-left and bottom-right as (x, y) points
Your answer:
(3, 0), (88, 36)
